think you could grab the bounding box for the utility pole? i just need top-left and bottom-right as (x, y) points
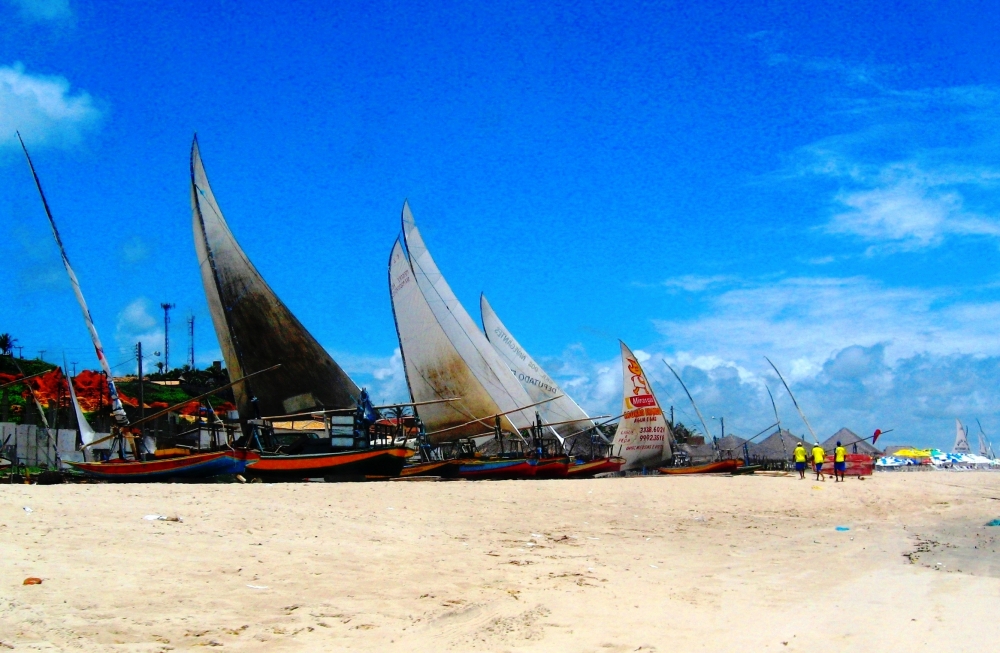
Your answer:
(669, 405), (674, 426)
(38, 350), (46, 361)
(188, 315), (195, 369)
(71, 361), (78, 377)
(15, 346), (23, 359)
(137, 342), (144, 426)
(161, 302), (176, 372)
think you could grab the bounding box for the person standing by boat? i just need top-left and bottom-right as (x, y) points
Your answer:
(793, 442), (807, 479)
(834, 440), (847, 482)
(812, 442), (826, 481)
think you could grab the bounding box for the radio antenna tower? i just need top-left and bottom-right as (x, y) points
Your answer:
(161, 302), (175, 371)
(187, 314), (195, 369)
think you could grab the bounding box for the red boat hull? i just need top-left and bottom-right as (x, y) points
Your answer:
(66, 449), (259, 481)
(245, 447), (410, 481)
(530, 457), (570, 478)
(567, 456), (626, 477)
(659, 459), (740, 475)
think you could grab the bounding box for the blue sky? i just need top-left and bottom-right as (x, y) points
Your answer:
(3, 0), (1000, 449)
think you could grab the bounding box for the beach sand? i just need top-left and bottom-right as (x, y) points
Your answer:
(2, 472), (1000, 651)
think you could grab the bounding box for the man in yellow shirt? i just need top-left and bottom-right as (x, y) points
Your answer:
(812, 443), (826, 481)
(834, 440), (847, 482)
(793, 442), (807, 479)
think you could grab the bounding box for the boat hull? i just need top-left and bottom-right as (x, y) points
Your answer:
(658, 459), (740, 475)
(456, 457), (534, 480)
(530, 456), (570, 479)
(567, 456), (626, 478)
(400, 460), (460, 478)
(245, 447), (410, 481)
(66, 449), (259, 481)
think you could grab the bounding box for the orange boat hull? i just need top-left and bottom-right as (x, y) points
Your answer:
(567, 456), (625, 477)
(245, 447), (410, 481)
(400, 460), (459, 478)
(658, 459), (740, 475)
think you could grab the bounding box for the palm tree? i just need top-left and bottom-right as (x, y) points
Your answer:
(0, 333), (16, 357)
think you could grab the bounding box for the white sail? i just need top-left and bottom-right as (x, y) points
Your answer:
(20, 136), (128, 426)
(980, 432), (989, 457)
(390, 239), (523, 442)
(65, 360), (96, 445)
(400, 203), (537, 433)
(612, 341), (671, 470)
(953, 418), (971, 453)
(480, 294), (594, 440)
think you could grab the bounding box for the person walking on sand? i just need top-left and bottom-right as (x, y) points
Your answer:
(793, 442), (807, 479)
(834, 440), (847, 482)
(812, 442), (826, 481)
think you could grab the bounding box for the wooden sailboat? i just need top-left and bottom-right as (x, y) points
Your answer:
(388, 204), (558, 478)
(68, 449), (260, 481)
(388, 204), (541, 440)
(659, 459), (739, 475)
(191, 138), (410, 480)
(481, 295), (622, 477)
(953, 418), (971, 454)
(611, 342), (673, 472)
(20, 133), (259, 481)
(480, 295), (596, 441)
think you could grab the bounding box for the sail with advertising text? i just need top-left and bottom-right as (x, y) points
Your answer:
(19, 135), (128, 427)
(190, 137), (359, 419)
(953, 418), (971, 453)
(480, 294), (595, 440)
(612, 341), (672, 470)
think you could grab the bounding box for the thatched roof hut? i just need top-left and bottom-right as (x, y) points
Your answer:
(749, 428), (804, 461)
(821, 427), (882, 455)
(715, 434), (748, 459)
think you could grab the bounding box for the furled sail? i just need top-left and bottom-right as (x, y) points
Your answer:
(393, 202), (537, 438)
(64, 356), (96, 445)
(612, 341), (672, 470)
(953, 418), (971, 453)
(390, 239), (518, 442)
(190, 137), (359, 418)
(19, 134), (128, 426)
(480, 294), (595, 440)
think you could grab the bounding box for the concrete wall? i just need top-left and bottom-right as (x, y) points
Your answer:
(1, 422), (81, 468)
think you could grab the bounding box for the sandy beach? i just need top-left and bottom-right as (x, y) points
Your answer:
(2, 473), (1000, 651)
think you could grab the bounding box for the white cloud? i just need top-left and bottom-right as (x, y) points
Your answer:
(330, 348), (410, 405)
(115, 297), (163, 355)
(824, 166), (1000, 251)
(0, 62), (102, 152)
(5, 0), (72, 22)
(121, 237), (150, 264)
(525, 274), (1000, 449)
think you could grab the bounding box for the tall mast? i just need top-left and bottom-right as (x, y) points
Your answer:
(765, 385), (789, 460)
(18, 133), (129, 427)
(663, 360), (715, 449)
(765, 357), (818, 444)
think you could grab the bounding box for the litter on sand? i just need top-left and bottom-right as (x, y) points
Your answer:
(835, 526), (850, 531)
(986, 519), (1000, 527)
(22, 507), (32, 513)
(22, 578), (42, 585)
(246, 584), (268, 590)
(143, 515), (182, 522)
